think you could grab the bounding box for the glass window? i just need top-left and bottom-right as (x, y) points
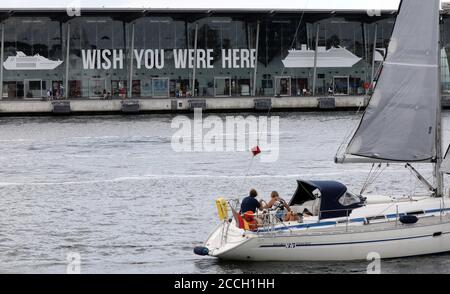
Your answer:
(2, 82), (17, 98)
(275, 76), (291, 96)
(333, 76), (350, 95)
(0, 13), (407, 100)
(132, 17), (189, 98)
(24, 79), (44, 99)
(338, 192), (361, 207)
(152, 78), (169, 98)
(214, 77), (231, 97)
(3, 17), (64, 100)
(69, 80), (81, 98)
(111, 80), (127, 98)
(141, 79), (153, 97)
(132, 80), (141, 97)
(89, 79), (106, 98)
(68, 17), (126, 99)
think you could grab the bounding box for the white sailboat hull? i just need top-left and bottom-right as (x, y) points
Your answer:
(204, 198), (450, 261)
(210, 221), (450, 261)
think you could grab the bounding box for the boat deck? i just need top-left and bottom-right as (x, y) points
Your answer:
(253, 214), (450, 238)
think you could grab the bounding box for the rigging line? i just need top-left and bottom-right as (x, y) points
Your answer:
(366, 164), (388, 187)
(416, 173), (435, 193)
(361, 164), (388, 195)
(229, 154), (257, 212)
(335, 100), (364, 158)
(408, 168), (413, 197)
(362, 163), (382, 193)
(408, 167), (419, 198)
(239, 155), (256, 197)
(360, 163), (375, 195)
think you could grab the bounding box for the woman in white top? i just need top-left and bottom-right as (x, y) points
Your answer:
(262, 191), (300, 222)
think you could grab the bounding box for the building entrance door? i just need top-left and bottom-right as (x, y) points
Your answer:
(52, 80), (63, 99)
(214, 77), (231, 97)
(89, 79), (106, 98)
(24, 79), (44, 99)
(111, 80), (127, 98)
(292, 78), (308, 96)
(333, 76), (350, 95)
(152, 78), (170, 98)
(17, 81), (24, 98)
(2, 82), (18, 99)
(275, 76), (291, 96)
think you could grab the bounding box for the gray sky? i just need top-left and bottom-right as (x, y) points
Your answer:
(1, 0), (404, 10)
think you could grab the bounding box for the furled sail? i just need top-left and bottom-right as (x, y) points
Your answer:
(341, 0), (440, 163)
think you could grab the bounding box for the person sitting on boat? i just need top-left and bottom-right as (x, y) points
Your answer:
(242, 211), (259, 231)
(239, 189), (264, 229)
(262, 191), (301, 222)
(240, 189), (263, 214)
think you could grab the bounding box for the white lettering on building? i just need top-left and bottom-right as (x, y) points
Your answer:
(82, 48), (256, 70)
(82, 49), (124, 70)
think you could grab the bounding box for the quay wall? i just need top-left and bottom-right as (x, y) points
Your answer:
(0, 95), (446, 115)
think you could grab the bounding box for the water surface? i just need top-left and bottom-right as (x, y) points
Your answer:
(0, 112), (449, 273)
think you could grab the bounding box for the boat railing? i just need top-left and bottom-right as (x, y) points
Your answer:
(318, 208), (351, 223)
(253, 208), (354, 235)
(252, 205), (450, 235)
(256, 210), (293, 236)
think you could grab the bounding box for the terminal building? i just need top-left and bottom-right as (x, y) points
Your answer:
(0, 0), (448, 106)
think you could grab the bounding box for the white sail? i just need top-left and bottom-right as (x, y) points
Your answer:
(341, 0), (440, 163)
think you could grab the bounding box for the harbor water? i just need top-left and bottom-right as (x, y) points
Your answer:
(1, 112), (450, 273)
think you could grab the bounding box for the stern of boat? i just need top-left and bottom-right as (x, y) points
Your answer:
(196, 220), (249, 258)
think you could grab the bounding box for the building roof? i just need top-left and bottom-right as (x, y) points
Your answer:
(0, 0), (402, 12)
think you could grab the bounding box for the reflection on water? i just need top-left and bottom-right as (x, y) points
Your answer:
(0, 112), (449, 273)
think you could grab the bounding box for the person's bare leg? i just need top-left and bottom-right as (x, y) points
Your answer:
(287, 212), (300, 222)
(285, 212), (296, 222)
(256, 217), (263, 227)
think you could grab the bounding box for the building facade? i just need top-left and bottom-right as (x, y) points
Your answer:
(0, 6), (448, 100)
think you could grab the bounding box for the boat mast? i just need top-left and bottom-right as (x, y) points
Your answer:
(435, 10), (444, 198)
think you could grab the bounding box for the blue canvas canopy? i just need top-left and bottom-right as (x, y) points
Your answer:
(289, 180), (364, 220)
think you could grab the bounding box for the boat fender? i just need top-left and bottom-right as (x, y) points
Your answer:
(216, 198), (229, 221)
(193, 246), (209, 256)
(399, 215), (418, 224)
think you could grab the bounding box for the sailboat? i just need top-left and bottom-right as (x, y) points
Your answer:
(194, 0), (450, 261)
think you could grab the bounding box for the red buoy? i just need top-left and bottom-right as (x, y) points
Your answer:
(251, 146), (261, 156)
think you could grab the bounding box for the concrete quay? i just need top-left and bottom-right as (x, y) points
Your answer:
(0, 95), (373, 116)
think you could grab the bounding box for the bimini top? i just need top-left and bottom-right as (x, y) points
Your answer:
(289, 180), (364, 220)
